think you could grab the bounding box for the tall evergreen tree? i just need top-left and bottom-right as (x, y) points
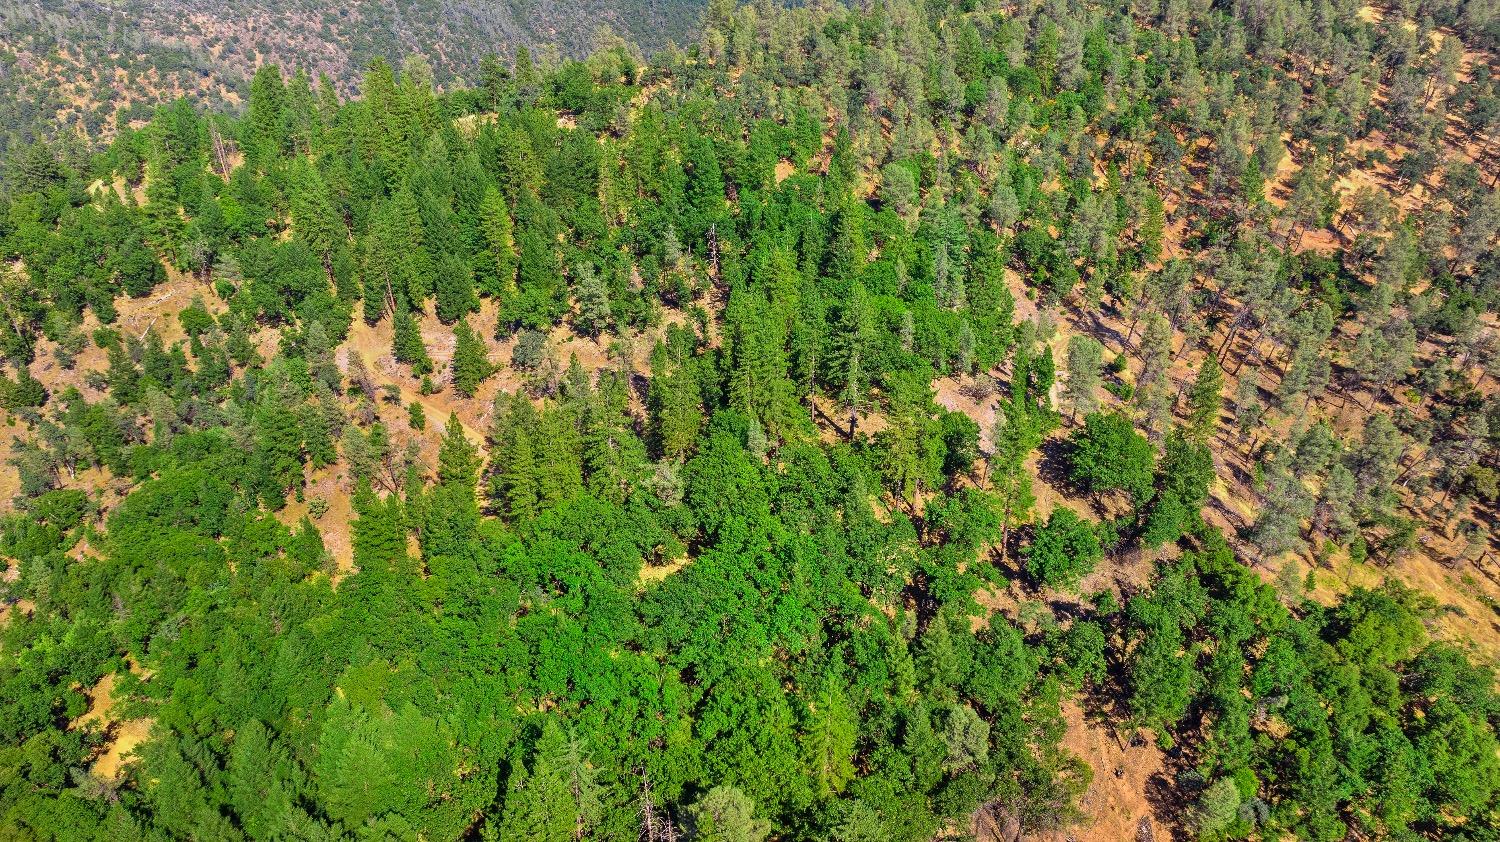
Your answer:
(571, 262), (612, 338)
(1063, 335), (1103, 420)
(450, 318), (493, 397)
(1185, 356), (1224, 441)
(478, 186), (518, 297)
(392, 306), (433, 375)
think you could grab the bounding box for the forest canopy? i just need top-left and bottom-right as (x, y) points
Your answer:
(1, 0), (1499, 839)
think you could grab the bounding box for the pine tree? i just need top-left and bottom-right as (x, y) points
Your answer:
(351, 480), (406, 570)
(342, 424), (376, 485)
(1233, 374), (1264, 442)
(1185, 356), (1224, 441)
(650, 367), (704, 459)
(828, 283), (873, 438)
(491, 395), (543, 521)
(827, 196), (869, 281)
(367, 188), (435, 310)
(0, 365), (47, 410)
(571, 262), (612, 338)
(437, 413), (478, 490)
(535, 404), (584, 506)
(582, 376), (648, 505)
(450, 319), (493, 397)
(726, 292), (797, 441)
(288, 160), (345, 283)
(1063, 335), (1103, 420)
(392, 306), (433, 375)
(507, 438), (546, 524)
(990, 400), (1040, 565)
(246, 65), (287, 165)
(1032, 346), (1056, 410)
(497, 721), (591, 842)
(1348, 412), (1404, 513)
(254, 390), (305, 506)
(301, 400), (337, 469)
(684, 785), (770, 842)
(304, 321), (341, 392)
(956, 320), (976, 375)
(1139, 190), (1166, 264)
(514, 46), (542, 107)
(513, 224), (565, 330)
(425, 413), (480, 556)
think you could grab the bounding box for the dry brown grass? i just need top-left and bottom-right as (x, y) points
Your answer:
(72, 665), (155, 780)
(1045, 700), (1168, 842)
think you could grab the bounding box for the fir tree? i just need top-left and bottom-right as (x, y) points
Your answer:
(351, 480), (406, 569)
(392, 306), (433, 375)
(450, 319), (493, 397)
(434, 252), (479, 324)
(478, 186), (518, 297)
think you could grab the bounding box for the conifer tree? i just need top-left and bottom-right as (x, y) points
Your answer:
(501, 432), (541, 521)
(351, 480), (406, 569)
(450, 318), (493, 397)
(288, 159), (345, 282)
(246, 65), (287, 165)
(478, 186), (518, 297)
(1185, 356), (1224, 441)
(513, 224), (565, 330)
(497, 721), (600, 842)
(434, 252), (479, 324)
(437, 413), (478, 491)
(650, 367), (704, 459)
(990, 400), (1040, 565)
(802, 674), (857, 797)
(392, 306), (433, 375)
(1063, 335), (1103, 420)
(382, 187), (435, 306)
(684, 786), (770, 842)
(571, 262), (612, 338)
(301, 400), (337, 469)
(828, 283), (873, 438)
(304, 321), (341, 392)
(726, 291), (797, 441)
(424, 413), (480, 555)
(254, 390), (306, 506)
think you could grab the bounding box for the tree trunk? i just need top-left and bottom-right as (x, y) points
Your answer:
(1231, 327), (1264, 376)
(1216, 313), (1245, 365)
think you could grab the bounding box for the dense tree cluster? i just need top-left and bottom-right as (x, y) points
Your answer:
(1, 0), (1498, 839)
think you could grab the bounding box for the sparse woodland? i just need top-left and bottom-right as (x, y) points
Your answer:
(1, 0), (1500, 839)
(0, 0), (702, 156)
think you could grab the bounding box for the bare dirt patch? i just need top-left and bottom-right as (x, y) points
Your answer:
(0, 417), (23, 510)
(1046, 700), (1168, 842)
(638, 555), (693, 587)
(90, 718), (153, 779)
(73, 668), (155, 780)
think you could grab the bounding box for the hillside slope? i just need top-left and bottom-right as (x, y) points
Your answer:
(0, 0), (703, 150)
(1, 0), (1499, 840)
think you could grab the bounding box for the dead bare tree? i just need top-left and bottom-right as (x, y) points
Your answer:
(638, 772), (678, 842)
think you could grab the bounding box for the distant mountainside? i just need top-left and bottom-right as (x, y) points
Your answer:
(0, 0), (704, 150)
